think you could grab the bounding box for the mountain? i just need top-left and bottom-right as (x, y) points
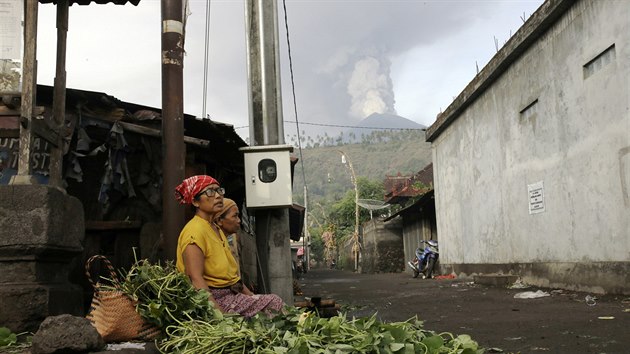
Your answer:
(359, 113), (426, 130)
(342, 113), (426, 144)
(291, 127), (432, 206)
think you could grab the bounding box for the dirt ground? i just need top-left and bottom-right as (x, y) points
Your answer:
(294, 268), (630, 354)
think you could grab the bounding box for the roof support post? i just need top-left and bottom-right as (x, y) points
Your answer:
(49, 0), (68, 189)
(10, 0), (38, 185)
(161, 0), (185, 261)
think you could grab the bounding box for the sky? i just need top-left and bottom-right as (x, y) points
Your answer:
(35, 0), (544, 141)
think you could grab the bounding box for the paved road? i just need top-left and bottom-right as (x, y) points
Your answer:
(294, 268), (630, 354)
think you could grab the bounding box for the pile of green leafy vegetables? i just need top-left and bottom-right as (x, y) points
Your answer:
(110, 259), (221, 329)
(114, 260), (484, 354)
(0, 327), (30, 354)
(159, 309), (483, 354)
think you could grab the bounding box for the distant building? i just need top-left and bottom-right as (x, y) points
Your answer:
(383, 164), (436, 275)
(426, 0), (629, 294)
(384, 163), (433, 205)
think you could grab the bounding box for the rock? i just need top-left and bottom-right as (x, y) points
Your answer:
(31, 314), (105, 354)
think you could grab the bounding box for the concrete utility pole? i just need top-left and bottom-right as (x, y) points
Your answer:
(161, 0), (186, 261)
(245, 0), (293, 303)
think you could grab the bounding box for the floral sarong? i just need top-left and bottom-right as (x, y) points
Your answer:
(210, 288), (284, 318)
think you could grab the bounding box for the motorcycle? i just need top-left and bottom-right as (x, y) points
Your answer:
(296, 256), (306, 275)
(407, 240), (439, 279)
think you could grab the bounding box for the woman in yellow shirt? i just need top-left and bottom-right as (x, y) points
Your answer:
(175, 175), (284, 317)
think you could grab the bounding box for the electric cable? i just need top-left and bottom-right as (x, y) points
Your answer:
(281, 0), (307, 190)
(234, 120), (426, 131)
(201, 1), (211, 119)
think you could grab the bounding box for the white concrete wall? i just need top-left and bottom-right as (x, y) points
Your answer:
(433, 1), (629, 267)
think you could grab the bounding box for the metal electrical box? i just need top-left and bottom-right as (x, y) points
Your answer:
(240, 145), (293, 208)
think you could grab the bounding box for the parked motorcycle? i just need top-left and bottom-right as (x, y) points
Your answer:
(407, 240), (439, 279)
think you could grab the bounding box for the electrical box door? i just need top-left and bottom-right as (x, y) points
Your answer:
(240, 145), (293, 208)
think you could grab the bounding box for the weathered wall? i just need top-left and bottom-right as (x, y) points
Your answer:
(361, 219), (403, 273)
(402, 217), (437, 276)
(431, 0), (630, 293)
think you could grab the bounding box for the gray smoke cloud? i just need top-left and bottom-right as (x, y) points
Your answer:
(347, 55), (396, 119)
(34, 1), (544, 141)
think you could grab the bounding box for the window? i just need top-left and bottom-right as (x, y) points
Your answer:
(520, 99), (538, 120)
(258, 159), (277, 183)
(584, 44), (615, 79)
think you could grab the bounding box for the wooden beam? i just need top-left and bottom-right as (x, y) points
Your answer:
(29, 117), (60, 148)
(85, 220), (143, 231)
(117, 120), (210, 148)
(0, 105), (44, 117)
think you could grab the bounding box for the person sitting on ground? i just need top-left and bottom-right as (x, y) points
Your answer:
(215, 197), (253, 295)
(174, 175), (284, 317)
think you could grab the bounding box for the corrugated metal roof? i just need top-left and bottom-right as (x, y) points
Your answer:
(39, 0), (140, 5)
(384, 190), (434, 222)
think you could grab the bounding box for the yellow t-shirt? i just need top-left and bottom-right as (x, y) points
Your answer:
(176, 215), (240, 288)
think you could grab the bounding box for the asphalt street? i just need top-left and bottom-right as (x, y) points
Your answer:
(294, 268), (630, 354)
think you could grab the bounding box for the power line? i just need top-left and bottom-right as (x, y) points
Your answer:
(201, 1), (211, 119)
(281, 0), (308, 192)
(234, 120), (426, 131)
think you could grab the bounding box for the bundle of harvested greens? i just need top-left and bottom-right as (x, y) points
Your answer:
(111, 259), (221, 329)
(158, 306), (484, 354)
(110, 259), (484, 353)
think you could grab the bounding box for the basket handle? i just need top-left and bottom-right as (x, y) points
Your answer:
(85, 255), (120, 291)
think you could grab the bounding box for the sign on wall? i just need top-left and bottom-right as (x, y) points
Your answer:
(0, 137), (51, 184)
(0, 0), (23, 94)
(528, 181), (545, 214)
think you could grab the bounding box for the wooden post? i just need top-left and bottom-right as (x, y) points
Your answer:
(49, 0), (69, 189)
(160, 0), (186, 261)
(11, 0), (38, 185)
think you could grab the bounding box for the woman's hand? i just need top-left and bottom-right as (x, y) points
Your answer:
(241, 284), (254, 296)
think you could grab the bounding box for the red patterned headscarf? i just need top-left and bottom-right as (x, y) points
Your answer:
(175, 175), (219, 205)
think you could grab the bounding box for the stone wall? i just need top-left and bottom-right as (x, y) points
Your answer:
(0, 185), (84, 332)
(361, 219), (403, 274)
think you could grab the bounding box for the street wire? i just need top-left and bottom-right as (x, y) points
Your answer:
(282, 0), (308, 193)
(234, 121), (426, 131)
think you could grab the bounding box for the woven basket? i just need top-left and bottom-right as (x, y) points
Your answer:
(85, 255), (161, 342)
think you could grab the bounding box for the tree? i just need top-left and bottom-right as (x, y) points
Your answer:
(328, 176), (385, 240)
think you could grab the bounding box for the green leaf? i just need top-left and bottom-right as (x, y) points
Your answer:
(459, 349), (477, 354)
(0, 327), (17, 347)
(390, 342), (405, 352)
(382, 324), (409, 342)
(452, 334), (478, 350)
(421, 335), (444, 350)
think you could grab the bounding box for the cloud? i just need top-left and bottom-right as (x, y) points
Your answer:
(35, 0), (544, 140)
(347, 55), (396, 118)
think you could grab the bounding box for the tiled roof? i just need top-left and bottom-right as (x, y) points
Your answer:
(384, 163), (433, 203)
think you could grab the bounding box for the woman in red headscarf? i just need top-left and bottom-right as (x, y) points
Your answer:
(174, 175), (284, 317)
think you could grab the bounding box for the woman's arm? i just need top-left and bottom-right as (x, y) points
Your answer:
(182, 244), (218, 306)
